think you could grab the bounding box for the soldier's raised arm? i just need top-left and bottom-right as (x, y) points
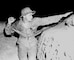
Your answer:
(5, 17), (15, 35)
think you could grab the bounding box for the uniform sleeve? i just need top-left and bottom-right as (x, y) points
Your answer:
(5, 24), (14, 35)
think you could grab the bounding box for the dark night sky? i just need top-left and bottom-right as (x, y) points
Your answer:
(0, 0), (73, 22)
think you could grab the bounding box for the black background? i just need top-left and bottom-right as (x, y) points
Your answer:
(0, 0), (73, 22)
